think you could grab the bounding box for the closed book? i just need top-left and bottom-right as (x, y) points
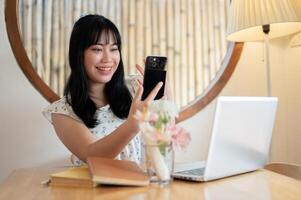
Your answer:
(49, 166), (96, 187)
(87, 157), (149, 186)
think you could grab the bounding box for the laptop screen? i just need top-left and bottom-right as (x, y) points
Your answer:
(204, 96), (278, 181)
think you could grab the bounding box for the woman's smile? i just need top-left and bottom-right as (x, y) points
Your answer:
(95, 66), (113, 71)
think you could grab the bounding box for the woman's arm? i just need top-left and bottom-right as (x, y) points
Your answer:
(52, 114), (138, 162)
(52, 82), (163, 162)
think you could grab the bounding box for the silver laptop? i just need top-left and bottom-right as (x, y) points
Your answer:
(173, 96), (278, 182)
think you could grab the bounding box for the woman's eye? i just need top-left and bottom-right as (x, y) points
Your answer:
(111, 48), (118, 51)
(92, 48), (102, 52)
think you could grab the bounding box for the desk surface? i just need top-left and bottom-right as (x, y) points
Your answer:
(0, 167), (300, 200)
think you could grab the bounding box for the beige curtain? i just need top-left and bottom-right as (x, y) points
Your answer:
(19, 0), (229, 107)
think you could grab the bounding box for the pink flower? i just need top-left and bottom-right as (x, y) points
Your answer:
(167, 124), (191, 150)
(136, 100), (191, 149)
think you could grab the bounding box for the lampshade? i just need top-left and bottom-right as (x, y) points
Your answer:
(227, 0), (301, 42)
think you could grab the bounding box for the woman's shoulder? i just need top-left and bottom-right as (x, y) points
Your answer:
(42, 96), (82, 123)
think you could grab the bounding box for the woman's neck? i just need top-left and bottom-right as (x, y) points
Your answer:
(88, 83), (108, 108)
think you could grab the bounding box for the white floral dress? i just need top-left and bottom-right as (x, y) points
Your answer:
(42, 76), (142, 166)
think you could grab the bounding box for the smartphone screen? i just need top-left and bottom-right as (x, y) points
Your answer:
(142, 56), (167, 100)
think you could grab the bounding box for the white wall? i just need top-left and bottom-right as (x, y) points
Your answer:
(1, 0), (301, 182)
(0, 0), (69, 182)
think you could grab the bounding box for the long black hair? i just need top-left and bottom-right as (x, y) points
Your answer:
(64, 14), (132, 128)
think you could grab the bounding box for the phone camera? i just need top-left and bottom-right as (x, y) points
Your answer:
(151, 59), (157, 68)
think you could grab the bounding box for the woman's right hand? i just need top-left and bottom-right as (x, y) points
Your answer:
(127, 81), (163, 133)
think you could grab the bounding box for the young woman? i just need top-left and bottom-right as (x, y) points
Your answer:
(43, 15), (163, 166)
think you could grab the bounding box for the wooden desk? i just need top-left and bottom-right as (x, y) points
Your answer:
(0, 167), (300, 200)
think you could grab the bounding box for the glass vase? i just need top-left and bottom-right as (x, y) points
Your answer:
(143, 144), (174, 186)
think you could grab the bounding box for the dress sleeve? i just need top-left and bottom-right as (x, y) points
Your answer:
(42, 97), (82, 123)
(125, 74), (142, 97)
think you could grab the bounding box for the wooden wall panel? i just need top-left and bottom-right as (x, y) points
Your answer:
(19, 0), (229, 107)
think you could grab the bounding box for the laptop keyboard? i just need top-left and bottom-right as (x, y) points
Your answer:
(177, 167), (205, 176)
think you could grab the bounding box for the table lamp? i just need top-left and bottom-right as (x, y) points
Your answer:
(226, 0), (301, 96)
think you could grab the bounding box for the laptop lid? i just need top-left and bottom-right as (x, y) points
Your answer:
(203, 96), (278, 181)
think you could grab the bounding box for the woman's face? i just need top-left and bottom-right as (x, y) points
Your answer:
(84, 31), (120, 86)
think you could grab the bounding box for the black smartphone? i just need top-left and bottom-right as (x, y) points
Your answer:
(142, 56), (167, 100)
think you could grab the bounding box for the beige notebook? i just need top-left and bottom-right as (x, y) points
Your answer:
(87, 157), (149, 186)
(49, 166), (96, 187)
